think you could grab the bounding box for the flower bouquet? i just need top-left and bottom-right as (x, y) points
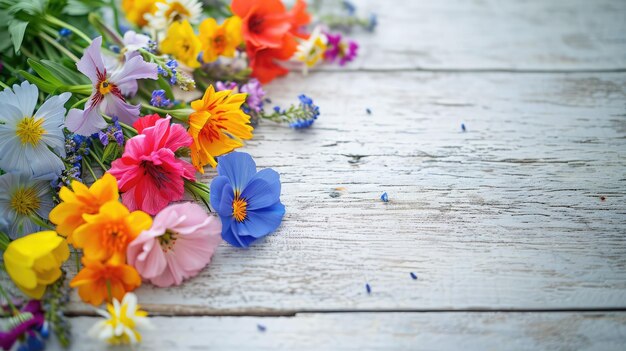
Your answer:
(0, 0), (375, 348)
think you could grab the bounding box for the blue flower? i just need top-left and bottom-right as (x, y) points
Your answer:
(366, 13), (377, 32)
(150, 89), (171, 107)
(210, 152), (285, 248)
(380, 192), (388, 202)
(58, 28), (71, 37)
(289, 94), (320, 129)
(342, 1), (356, 15)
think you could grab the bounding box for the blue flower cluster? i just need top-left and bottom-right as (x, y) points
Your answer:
(150, 89), (171, 107)
(289, 94), (320, 129)
(52, 134), (91, 189)
(157, 59), (179, 86)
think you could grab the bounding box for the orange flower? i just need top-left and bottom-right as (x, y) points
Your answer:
(248, 35), (298, 84)
(198, 16), (243, 63)
(72, 201), (152, 263)
(232, 0), (311, 83)
(122, 0), (160, 27)
(49, 174), (119, 244)
(70, 259), (141, 306)
(188, 85), (253, 171)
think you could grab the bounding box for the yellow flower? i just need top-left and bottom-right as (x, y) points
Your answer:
(122, 0), (160, 27)
(198, 16), (243, 63)
(294, 26), (327, 75)
(188, 85), (253, 172)
(88, 293), (151, 345)
(160, 20), (202, 68)
(49, 174), (119, 245)
(3, 231), (69, 299)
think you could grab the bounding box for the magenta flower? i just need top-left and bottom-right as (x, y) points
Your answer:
(0, 300), (47, 351)
(324, 32), (359, 66)
(240, 78), (266, 113)
(108, 115), (196, 215)
(127, 202), (222, 287)
(66, 37), (157, 136)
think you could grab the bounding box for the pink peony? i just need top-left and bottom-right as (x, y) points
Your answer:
(127, 202), (222, 287)
(109, 115), (196, 215)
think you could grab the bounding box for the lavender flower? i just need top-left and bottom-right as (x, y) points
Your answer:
(215, 81), (238, 91)
(97, 117), (124, 146)
(240, 79), (266, 113)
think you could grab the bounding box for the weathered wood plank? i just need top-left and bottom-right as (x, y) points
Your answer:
(316, 0), (626, 71)
(52, 312), (626, 350)
(59, 71), (626, 314)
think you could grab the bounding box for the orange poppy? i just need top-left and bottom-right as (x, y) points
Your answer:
(232, 0), (291, 49)
(248, 35), (298, 83)
(70, 259), (141, 306)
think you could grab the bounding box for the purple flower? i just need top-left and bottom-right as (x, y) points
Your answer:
(324, 33), (359, 66)
(0, 300), (46, 351)
(215, 81), (238, 91)
(65, 37), (157, 136)
(240, 79), (266, 113)
(97, 117), (124, 146)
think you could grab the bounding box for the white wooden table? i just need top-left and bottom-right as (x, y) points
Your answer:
(54, 0), (626, 349)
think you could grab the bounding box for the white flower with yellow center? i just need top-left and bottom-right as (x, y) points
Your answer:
(145, 0), (202, 32)
(0, 81), (70, 176)
(89, 293), (152, 345)
(0, 172), (55, 239)
(294, 26), (328, 75)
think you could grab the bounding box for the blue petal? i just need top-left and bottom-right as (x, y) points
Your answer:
(241, 168), (281, 211)
(210, 175), (230, 210)
(216, 152), (257, 192)
(220, 216), (243, 247)
(231, 222), (260, 247)
(217, 184), (234, 218)
(235, 201), (285, 239)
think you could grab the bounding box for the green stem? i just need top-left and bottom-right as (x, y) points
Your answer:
(0, 231), (10, 251)
(29, 214), (54, 230)
(83, 158), (98, 181)
(64, 85), (93, 95)
(0, 81), (9, 89)
(109, 0), (121, 35)
(71, 97), (89, 109)
(40, 32), (80, 62)
(0, 284), (18, 314)
(90, 152), (109, 172)
(44, 15), (92, 44)
(141, 103), (192, 122)
(74, 250), (81, 272)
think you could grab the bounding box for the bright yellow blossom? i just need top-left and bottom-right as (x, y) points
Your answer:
(88, 293), (151, 345)
(188, 85), (253, 172)
(160, 20), (202, 68)
(49, 173), (119, 245)
(122, 0), (160, 27)
(3, 231), (69, 299)
(198, 16), (243, 63)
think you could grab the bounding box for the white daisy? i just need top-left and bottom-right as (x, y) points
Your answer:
(89, 293), (152, 345)
(0, 172), (55, 239)
(145, 0), (202, 32)
(294, 26), (328, 75)
(0, 81), (71, 176)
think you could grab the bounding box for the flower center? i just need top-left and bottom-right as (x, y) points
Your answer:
(140, 159), (169, 189)
(10, 187), (40, 215)
(232, 196), (247, 222)
(15, 117), (45, 146)
(213, 30), (226, 52)
(102, 223), (128, 253)
(166, 2), (191, 22)
(158, 229), (178, 252)
(249, 15), (264, 34)
(99, 80), (113, 95)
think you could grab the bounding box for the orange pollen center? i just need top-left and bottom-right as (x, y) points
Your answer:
(99, 80), (113, 95)
(166, 2), (191, 21)
(102, 223), (128, 253)
(232, 196), (247, 222)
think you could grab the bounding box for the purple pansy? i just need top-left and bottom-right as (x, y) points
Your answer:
(240, 79), (266, 113)
(65, 37), (157, 136)
(0, 300), (47, 351)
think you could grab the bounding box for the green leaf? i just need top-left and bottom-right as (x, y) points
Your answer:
(28, 59), (64, 86)
(41, 60), (89, 85)
(19, 70), (58, 93)
(9, 20), (28, 53)
(0, 30), (11, 52)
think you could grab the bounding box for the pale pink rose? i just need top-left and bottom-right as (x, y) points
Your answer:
(127, 202), (222, 287)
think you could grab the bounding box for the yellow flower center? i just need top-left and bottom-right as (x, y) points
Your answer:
(16, 117), (45, 146)
(158, 229), (178, 252)
(232, 196), (247, 222)
(99, 81), (113, 95)
(166, 2), (191, 22)
(10, 187), (40, 215)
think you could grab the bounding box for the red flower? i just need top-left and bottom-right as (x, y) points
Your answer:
(232, 0), (311, 83)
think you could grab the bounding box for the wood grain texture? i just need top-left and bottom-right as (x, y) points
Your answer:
(60, 71), (626, 314)
(55, 312), (626, 351)
(319, 0), (626, 71)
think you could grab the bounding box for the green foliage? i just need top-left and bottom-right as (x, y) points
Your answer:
(19, 58), (89, 94)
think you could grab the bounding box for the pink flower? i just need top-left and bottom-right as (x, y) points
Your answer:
(108, 115), (196, 215)
(127, 202), (222, 287)
(66, 37), (157, 136)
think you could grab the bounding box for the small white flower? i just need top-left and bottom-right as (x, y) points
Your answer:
(145, 0), (203, 32)
(88, 293), (152, 345)
(294, 26), (328, 75)
(0, 81), (70, 176)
